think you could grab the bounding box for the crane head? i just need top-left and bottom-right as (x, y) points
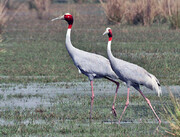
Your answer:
(51, 13), (73, 26)
(103, 27), (112, 40)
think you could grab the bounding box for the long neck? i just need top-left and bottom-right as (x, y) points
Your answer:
(65, 28), (76, 57)
(107, 40), (116, 62)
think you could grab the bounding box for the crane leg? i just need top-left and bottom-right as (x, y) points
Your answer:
(119, 88), (130, 124)
(90, 81), (95, 121)
(105, 77), (119, 117)
(112, 82), (119, 117)
(138, 89), (161, 124)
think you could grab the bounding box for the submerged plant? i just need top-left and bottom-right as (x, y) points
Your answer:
(162, 90), (180, 136)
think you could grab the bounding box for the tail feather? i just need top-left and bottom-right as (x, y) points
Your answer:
(149, 74), (162, 97)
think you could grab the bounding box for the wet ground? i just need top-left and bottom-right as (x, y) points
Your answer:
(0, 82), (179, 109)
(0, 82), (178, 136)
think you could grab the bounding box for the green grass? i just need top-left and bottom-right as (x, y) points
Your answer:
(0, 122), (164, 136)
(0, 92), (172, 136)
(161, 91), (180, 136)
(6, 93), (43, 99)
(0, 4), (178, 84)
(0, 23), (179, 84)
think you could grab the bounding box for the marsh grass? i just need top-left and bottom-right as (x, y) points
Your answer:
(6, 93), (43, 99)
(100, 0), (163, 25)
(0, 92), (168, 136)
(161, 90), (180, 136)
(0, 3), (179, 85)
(100, 0), (180, 27)
(0, 2), (178, 136)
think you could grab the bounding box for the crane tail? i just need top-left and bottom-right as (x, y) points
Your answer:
(149, 74), (162, 97)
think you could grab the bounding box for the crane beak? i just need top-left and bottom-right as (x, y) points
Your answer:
(103, 30), (108, 35)
(51, 15), (64, 21)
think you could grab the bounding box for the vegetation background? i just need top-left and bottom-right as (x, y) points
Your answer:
(0, 0), (179, 136)
(0, 0), (179, 85)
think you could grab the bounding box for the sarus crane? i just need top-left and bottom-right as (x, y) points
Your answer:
(51, 13), (120, 120)
(103, 27), (162, 124)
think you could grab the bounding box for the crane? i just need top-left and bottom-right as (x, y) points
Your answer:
(103, 27), (162, 124)
(51, 13), (120, 120)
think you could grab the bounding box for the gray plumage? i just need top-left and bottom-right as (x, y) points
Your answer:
(103, 27), (162, 123)
(66, 30), (118, 81)
(51, 13), (120, 119)
(109, 53), (161, 96)
(104, 28), (161, 96)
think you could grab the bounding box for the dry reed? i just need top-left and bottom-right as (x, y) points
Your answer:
(28, 0), (52, 19)
(100, 0), (126, 24)
(168, 1), (180, 29)
(73, 0), (99, 3)
(100, 0), (180, 27)
(0, 0), (24, 41)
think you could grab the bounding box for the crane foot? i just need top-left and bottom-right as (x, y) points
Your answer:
(112, 107), (117, 117)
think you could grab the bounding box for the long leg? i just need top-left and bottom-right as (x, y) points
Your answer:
(90, 81), (95, 120)
(138, 89), (161, 124)
(119, 88), (130, 123)
(105, 77), (119, 117)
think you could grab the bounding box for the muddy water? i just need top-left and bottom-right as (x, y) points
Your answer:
(0, 82), (179, 109)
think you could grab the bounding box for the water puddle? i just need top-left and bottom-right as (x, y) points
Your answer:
(0, 82), (179, 109)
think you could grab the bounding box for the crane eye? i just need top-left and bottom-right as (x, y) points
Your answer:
(64, 15), (69, 19)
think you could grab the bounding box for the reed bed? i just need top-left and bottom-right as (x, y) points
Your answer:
(100, 0), (180, 28)
(28, 0), (52, 19)
(0, 0), (24, 41)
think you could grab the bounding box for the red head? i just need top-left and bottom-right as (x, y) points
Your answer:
(103, 28), (112, 41)
(51, 13), (73, 29)
(63, 13), (73, 28)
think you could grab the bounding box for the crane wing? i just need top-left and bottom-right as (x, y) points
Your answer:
(114, 58), (152, 85)
(73, 50), (116, 78)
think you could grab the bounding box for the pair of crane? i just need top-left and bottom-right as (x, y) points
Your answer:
(51, 13), (162, 124)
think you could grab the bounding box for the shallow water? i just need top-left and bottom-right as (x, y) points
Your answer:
(0, 82), (179, 130)
(0, 82), (179, 109)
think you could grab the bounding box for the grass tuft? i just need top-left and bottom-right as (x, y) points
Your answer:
(161, 89), (180, 136)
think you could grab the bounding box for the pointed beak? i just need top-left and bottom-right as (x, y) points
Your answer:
(51, 15), (64, 21)
(103, 30), (108, 35)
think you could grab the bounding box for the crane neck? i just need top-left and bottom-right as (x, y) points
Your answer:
(109, 37), (112, 41)
(107, 40), (115, 62)
(68, 24), (72, 29)
(65, 28), (76, 57)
